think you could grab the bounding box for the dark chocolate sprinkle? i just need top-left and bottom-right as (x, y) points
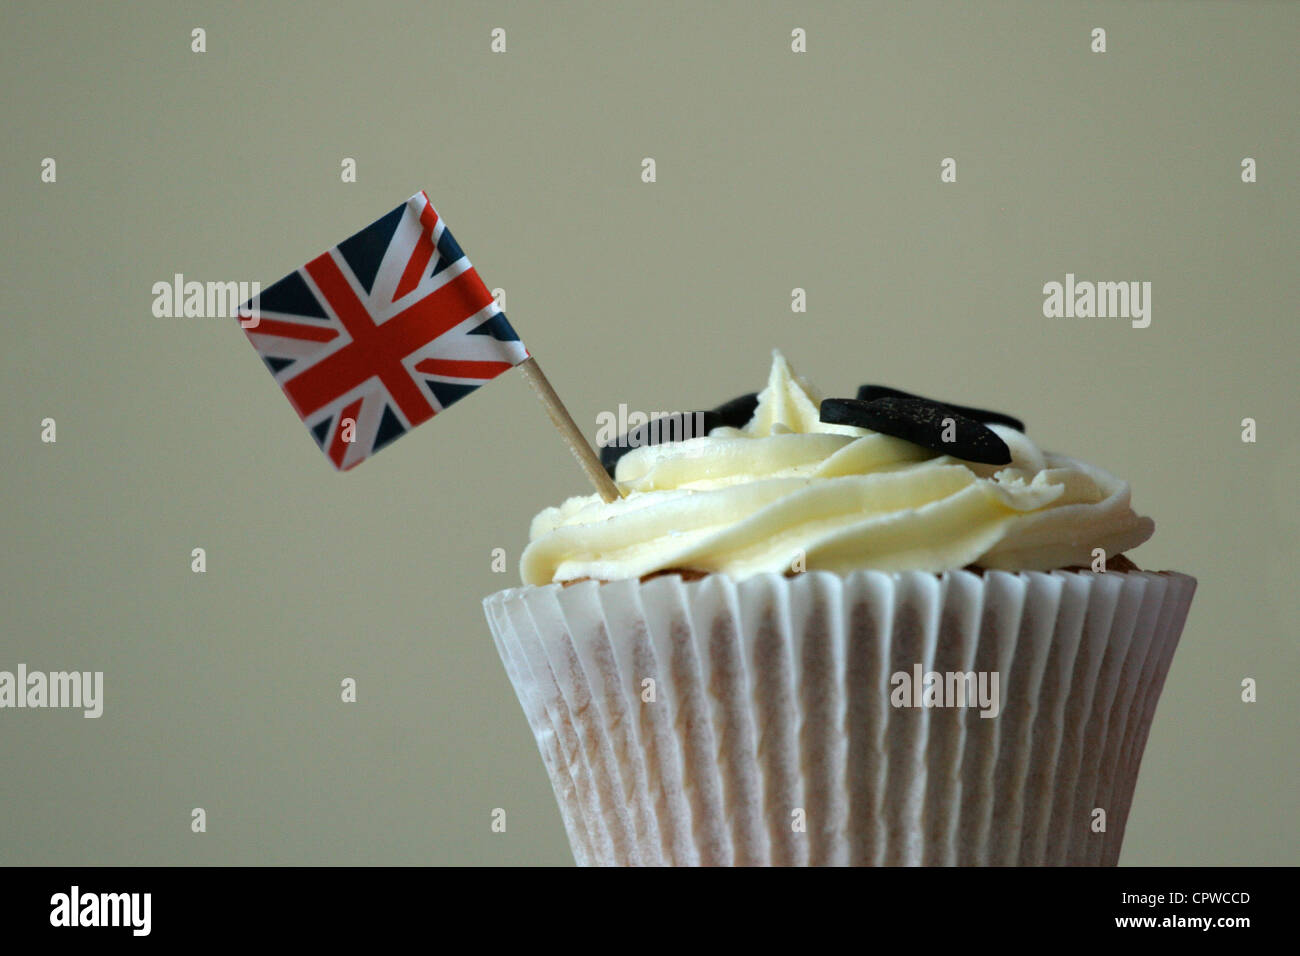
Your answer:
(820, 396), (1012, 465)
(599, 410), (723, 477)
(711, 392), (759, 428)
(856, 384), (1024, 433)
(599, 392), (760, 477)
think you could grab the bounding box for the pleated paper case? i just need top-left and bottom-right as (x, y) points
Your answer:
(484, 569), (1195, 866)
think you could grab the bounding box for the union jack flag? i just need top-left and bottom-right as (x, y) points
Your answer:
(238, 191), (528, 470)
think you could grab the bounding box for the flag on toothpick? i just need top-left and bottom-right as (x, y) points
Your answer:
(238, 191), (529, 470)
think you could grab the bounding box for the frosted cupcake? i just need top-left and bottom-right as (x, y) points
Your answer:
(484, 352), (1195, 866)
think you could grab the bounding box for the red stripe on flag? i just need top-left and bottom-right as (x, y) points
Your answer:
(286, 254), (493, 426)
(293, 254), (433, 426)
(418, 200), (439, 235)
(385, 266), (496, 356)
(246, 318), (339, 343)
(304, 252), (383, 342)
(392, 201), (440, 302)
(413, 358), (514, 379)
(329, 398), (363, 469)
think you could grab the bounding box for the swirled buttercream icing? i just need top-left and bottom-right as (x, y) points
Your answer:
(519, 352), (1154, 584)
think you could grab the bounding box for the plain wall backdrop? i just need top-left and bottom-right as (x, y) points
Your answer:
(1, 1), (1296, 865)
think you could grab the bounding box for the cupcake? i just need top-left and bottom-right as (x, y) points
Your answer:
(484, 352), (1195, 865)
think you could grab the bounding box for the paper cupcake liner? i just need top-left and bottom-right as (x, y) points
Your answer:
(484, 569), (1195, 866)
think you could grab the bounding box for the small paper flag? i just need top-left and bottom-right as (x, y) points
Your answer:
(238, 191), (528, 470)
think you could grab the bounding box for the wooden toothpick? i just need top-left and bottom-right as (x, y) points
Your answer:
(517, 356), (621, 502)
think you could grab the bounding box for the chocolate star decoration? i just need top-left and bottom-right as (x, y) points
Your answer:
(820, 395), (1013, 465)
(710, 391), (759, 427)
(855, 385), (1025, 433)
(599, 392), (758, 477)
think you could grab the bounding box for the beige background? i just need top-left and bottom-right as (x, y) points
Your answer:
(2, 1), (1296, 865)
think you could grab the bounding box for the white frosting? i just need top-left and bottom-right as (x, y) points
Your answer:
(520, 352), (1154, 584)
